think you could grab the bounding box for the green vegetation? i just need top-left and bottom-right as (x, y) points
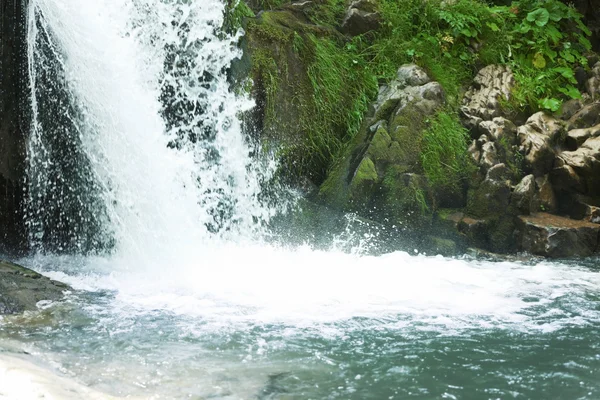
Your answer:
(232, 0), (593, 185)
(421, 112), (474, 192)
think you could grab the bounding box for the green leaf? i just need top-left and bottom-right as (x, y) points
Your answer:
(486, 22), (500, 32)
(553, 67), (576, 83)
(560, 50), (575, 63)
(533, 53), (546, 69)
(558, 85), (582, 100)
(579, 36), (592, 51)
(527, 8), (550, 27)
(539, 98), (561, 111)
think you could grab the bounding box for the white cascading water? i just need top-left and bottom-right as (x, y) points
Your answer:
(26, 0), (277, 265)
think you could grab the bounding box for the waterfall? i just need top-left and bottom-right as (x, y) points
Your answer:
(25, 0), (277, 260)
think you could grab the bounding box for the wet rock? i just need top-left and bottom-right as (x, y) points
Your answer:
(467, 178), (511, 219)
(0, 260), (69, 315)
(565, 124), (600, 150)
(517, 112), (565, 176)
(517, 213), (600, 258)
(341, 0), (381, 36)
(461, 65), (515, 130)
(457, 217), (488, 249)
(511, 174), (535, 214)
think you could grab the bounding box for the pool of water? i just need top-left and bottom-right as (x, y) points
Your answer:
(2, 248), (599, 399)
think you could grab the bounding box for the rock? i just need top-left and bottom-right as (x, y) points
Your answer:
(479, 117), (518, 144)
(0, 260), (69, 315)
(461, 65), (515, 128)
(426, 236), (458, 256)
(554, 136), (600, 196)
(486, 163), (510, 182)
(511, 174), (535, 214)
(586, 62), (600, 100)
(341, 0), (381, 36)
(480, 140), (499, 170)
(532, 175), (558, 213)
(457, 216), (488, 249)
(565, 123), (600, 150)
(0, 0), (29, 255)
(558, 99), (584, 120)
(467, 178), (511, 219)
(567, 102), (600, 130)
(517, 112), (564, 176)
(517, 213), (599, 258)
(569, 195), (600, 224)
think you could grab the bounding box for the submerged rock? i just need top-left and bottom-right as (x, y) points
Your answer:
(0, 260), (69, 315)
(517, 213), (600, 258)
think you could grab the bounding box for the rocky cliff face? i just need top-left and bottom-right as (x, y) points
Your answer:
(0, 0), (29, 256)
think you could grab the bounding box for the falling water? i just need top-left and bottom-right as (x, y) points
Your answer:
(25, 0), (276, 260)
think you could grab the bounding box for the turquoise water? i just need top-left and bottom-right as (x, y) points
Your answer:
(1, 252), (599, 399)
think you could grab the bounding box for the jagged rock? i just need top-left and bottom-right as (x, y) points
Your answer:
(518, 112), (565, 176)
(479, 117), (518, 144)
(558, 99), (584, 121)
(461, 65), (515, 130)
(0, 260), (70, 315)
(457, 216), (488, 249)
(567, 102), (600, 130)
(565, 123), (600, 150)
(486, 163), (510, 182)
(533, 175), (558, 214)
(569, 195), (600, 224)
(373, 65), (443, 121)
(517, 213), (599, 258)
(480, 140), (499, 170)
(553, 136), (600, 196)
(586, 62), (600, 100)
(511, 174), (535, 214)
(341, 0), (381, 36)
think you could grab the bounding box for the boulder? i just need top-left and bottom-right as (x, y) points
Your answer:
(532, 175), (558, 213)
(517, 112), (565, 176)
(341, 0), (381, 36)
(586, 62), (600, 100)
(517, 213), (599, 258)
(565, 123), (600, 150)
(511, 174), (535, 214)
(554, 136), (600, 195)
(0, 260), (70, 315)
(567, 102), (600, 130)
(479, 117), (518, 144)
(461, 65), (515, 131)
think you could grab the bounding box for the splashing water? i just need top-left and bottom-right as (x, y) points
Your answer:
(26, 0), (276, 261)
(5, 0), (600, 398)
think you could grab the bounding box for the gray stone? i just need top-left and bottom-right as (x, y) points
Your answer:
(341, 0), (381, 36)
(586, 62), (600, 100)
(479, 117), (518, 144)
(486, 163), (510, 182)
(518, 112), (564, 176)
(518, 213), (599, 258)
(461, 65), (515, 123)
(511, 174), (535, 214)
(554, 136), (600, 196)
(533, 175), (558, 214)
(565, 124), (600, 150)
(567, 102), (600, 130)
(0, 260), (70, 315)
